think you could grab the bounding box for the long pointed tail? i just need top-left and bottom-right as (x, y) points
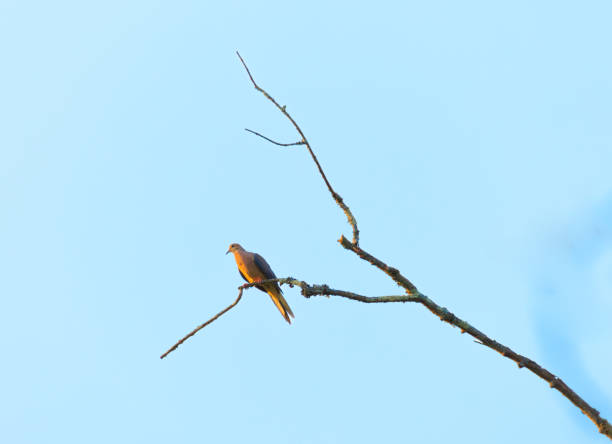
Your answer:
(267, 290), (294, 324)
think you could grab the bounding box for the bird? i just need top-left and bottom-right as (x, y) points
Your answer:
(226, 243), (294, 324)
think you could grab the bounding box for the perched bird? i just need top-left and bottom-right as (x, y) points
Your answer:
(226, 243), (294, 324)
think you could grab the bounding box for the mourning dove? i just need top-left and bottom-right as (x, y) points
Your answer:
(226, 243), (294, 324)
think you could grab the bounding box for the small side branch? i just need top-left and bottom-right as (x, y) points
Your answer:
(244, 129), (305, 147)
(275, 277), (421, 303)
(237, 51), (360, 245)
(160, 289), (244, 359)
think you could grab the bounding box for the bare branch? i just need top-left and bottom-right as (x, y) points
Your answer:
(338, 239), (612, 437)
(244, 128), (305, 147)
(160, 289), (244, 359)
(160, 278), (418, 360)
(237, 55), (612, 439)
(237, 51), (360, 245)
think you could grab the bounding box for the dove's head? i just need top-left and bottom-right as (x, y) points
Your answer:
(226, 243), (244, 255)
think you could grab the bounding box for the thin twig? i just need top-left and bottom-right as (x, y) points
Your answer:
(160, 289), (244, 359)
(244, 128), (305, 146)
(237, 51), (360, 245)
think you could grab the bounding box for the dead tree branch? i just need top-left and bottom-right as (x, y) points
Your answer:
(236, 53), (612, 439)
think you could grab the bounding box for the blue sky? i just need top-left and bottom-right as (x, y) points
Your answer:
(1, 1), (611, 443)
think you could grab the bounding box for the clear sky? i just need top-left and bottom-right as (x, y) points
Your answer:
(1, 1), (611, 443)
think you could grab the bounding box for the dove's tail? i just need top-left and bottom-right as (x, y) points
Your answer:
(266, 287), (294, 324)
